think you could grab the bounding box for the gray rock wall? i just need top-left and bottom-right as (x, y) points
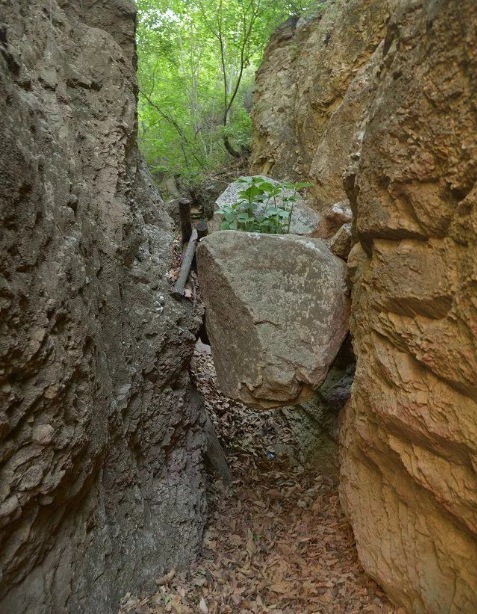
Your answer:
(0, 1), (206, 612)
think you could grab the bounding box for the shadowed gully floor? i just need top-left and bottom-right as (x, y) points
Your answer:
(119, 345), (402, 614)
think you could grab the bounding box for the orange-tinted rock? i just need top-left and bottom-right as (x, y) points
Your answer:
(251, 0), (395, 211)
(340, 1), (477, 612)
(253, 0), (477, 610)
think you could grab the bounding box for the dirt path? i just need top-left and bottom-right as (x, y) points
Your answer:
(119, 345), (403, 614)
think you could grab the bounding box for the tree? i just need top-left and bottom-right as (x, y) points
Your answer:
(136, 0), (315, 183)
(196, 0), (265, 157)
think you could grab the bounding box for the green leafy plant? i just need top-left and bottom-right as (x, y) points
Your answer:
(217, 177), (311, 234)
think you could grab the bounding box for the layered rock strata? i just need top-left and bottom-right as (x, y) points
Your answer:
(253, 0), (477, 610)
(0, 2), (205, 612)
(340, 1), (477, 612)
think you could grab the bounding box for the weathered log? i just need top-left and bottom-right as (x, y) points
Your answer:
(171, 228), (198, 299)
(179, 198), (192, 243)
(195, 220), (208, 240)
(189, 386), (231, 484)
(204, 414), (232, 484)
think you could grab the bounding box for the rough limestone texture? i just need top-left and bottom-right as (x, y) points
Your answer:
(328, 223), (352, 260)
(340, 1), (477, 612)
(209, 176), (320, 235)
(197, 231), (350, 409)
(281, 336), (355, 472)
(250, 0), (396, 211)
(0, 2), (205, 613)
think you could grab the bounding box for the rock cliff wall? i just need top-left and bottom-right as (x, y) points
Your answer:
(252, 0), (477, 612)
(341, 1), (477, 611)
(0, 1), (205, 612)
(250, 0), (396, 211)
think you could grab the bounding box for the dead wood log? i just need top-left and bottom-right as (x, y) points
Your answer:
(171, 228), (198, 299)
(179, 198), (192, 243)
(189, 386), (232, 484)
(204, 414), (232, 484)
(195, 220), (208, 240)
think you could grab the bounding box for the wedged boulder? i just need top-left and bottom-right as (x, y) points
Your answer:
(208, 176), (320, 236)
(314, 200), (353, 240)
(329, 223), (353, 260)
(197, 231), (350, 409)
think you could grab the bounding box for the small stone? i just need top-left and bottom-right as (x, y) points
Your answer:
(0, 495), (19, 518)
(328, 223), (352, 260)
(314, 200), (352, 240)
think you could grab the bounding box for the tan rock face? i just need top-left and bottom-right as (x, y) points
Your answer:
(250, 0), (395, 211)
(0, 2), (205, 612)
(253, 0), (477, 609)
(340, 1), (477, 612)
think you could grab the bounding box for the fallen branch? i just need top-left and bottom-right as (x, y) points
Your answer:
(195, 219), (208, 240)
(179, 198), (192, 243)
(171, 228), (199, 300)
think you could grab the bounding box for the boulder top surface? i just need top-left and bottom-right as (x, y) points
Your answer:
(209, 176), (320, 236)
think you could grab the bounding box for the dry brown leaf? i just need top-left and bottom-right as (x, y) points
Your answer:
(118, 343), (402, 614)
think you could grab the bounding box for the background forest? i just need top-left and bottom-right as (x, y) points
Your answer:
(136, 0), (320, 189)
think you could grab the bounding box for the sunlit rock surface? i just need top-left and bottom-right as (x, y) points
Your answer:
(252, 0), (477, 610)
(340, 1), (477, 612)
(250, 0), (395, 211)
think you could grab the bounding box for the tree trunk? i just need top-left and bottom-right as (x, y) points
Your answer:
(223, 134), (241, 158)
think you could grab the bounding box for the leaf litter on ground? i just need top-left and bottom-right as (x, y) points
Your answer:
(119, 344), (405, 614)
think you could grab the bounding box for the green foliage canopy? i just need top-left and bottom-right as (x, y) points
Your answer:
(136, 0), (315, 185)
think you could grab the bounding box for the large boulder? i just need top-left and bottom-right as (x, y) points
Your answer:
(197, 231), (350, 409)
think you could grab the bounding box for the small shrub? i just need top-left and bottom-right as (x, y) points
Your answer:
(217, 177), (311, 234)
